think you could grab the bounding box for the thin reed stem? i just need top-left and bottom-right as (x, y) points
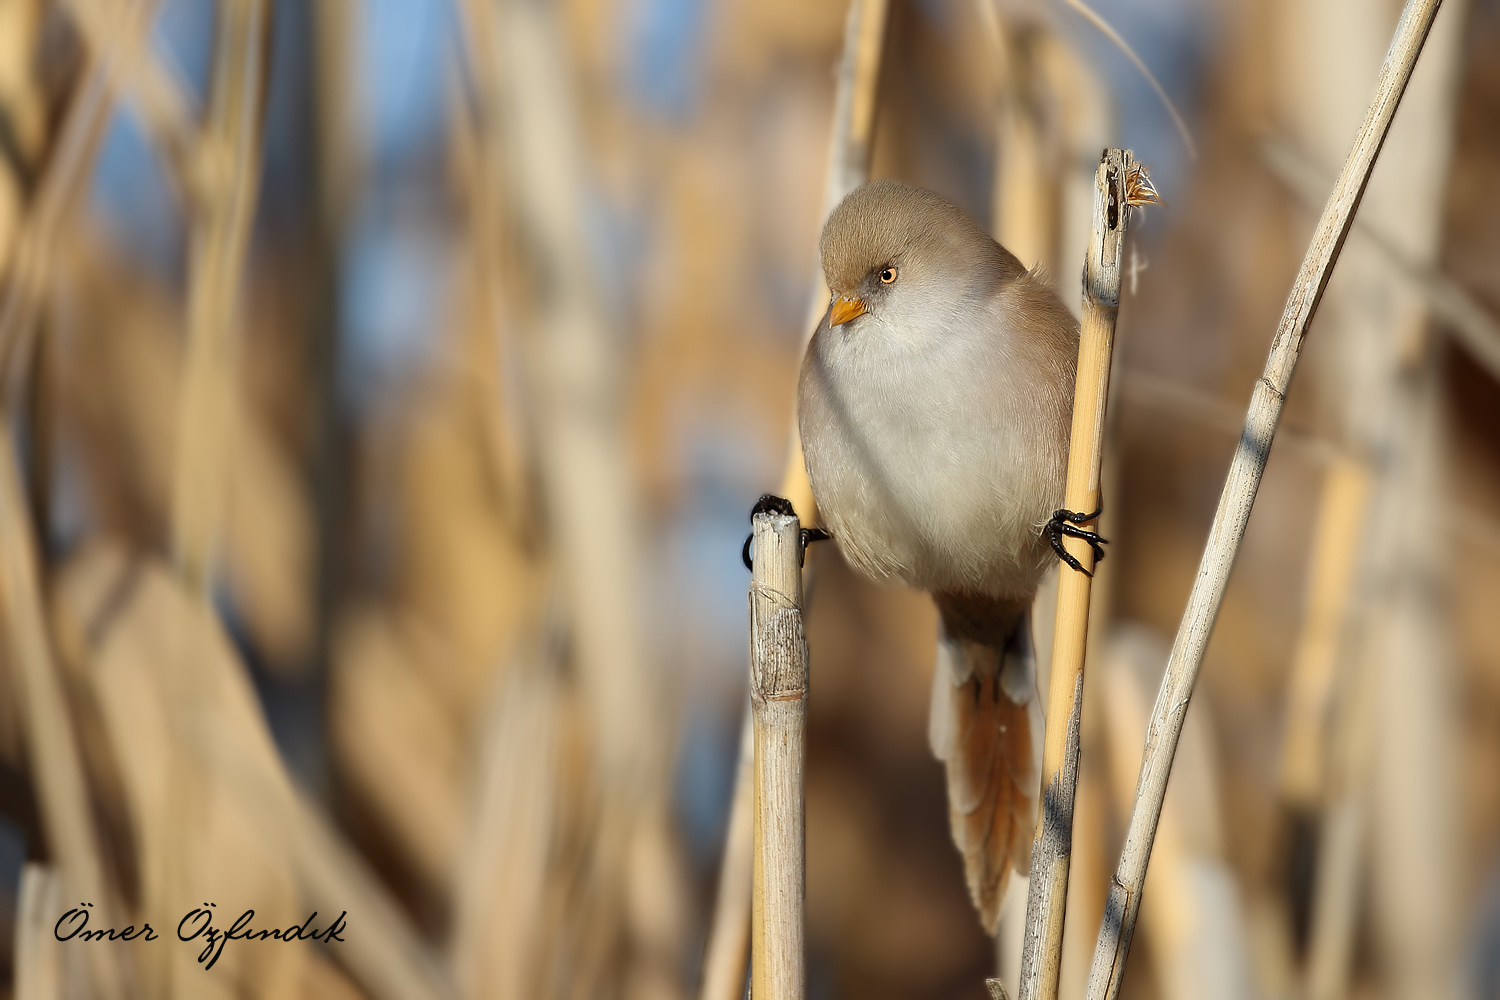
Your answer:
(1016, 148), (1137, 1000)
(1259, 135), (1500, 384)
(0, 420), (126, 1000)
(698, 705), (755, 1000)
(749, 510), (809, 1000)
(60, 0), (201, 203)
(169, 0), (270, 592)
(155, 7), (269, 993)
(0, 64), (112, 379)
(0, 44), (124, 1000)
(1083, 3), (1446, 998)
(700, 7), (889, 995)
(777, 0), (889, 521)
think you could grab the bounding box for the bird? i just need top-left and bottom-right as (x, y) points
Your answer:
(797, 179), (1083, 934)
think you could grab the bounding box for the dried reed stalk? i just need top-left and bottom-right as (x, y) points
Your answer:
(457, 0), (685, 991)
(0, 65), (112, 377)
(1095, 629), (1253, 1000)
(151, 6), (268, 992)
(306, 0), (355, 680)
(0, 49), (121, 1000)
(448, 0), (537, 547)
(476, 0), (658, 797)
(1117, 366), (1500, 554)
(1, 0), (182, 380)
(977, 19), (1111, 990)
(1083, 4), (1445, 997)
(1260, 135), (1500, 384)
(60, 0), (200, 202)
(1015, 149), (1137, 1000)
(170, 0), (269, 591)
(1056, 0), (1195, 161)
(980, 10), (1055, 276)
(1304, 660), (1378, 1000)
(287, 789), (458, 1000)
(749, 510), (809, 1000)
(0, 1), (46, 174)
(1296, 4), (1469, 993)
(59, 545), (456, 1000)
(697, 706), (754, 1000)
(451, 640), (560, 1000)
(700, 7), (888, 996)
(0, 430), (125, 1000)
(15, 863), (64, 1000)
(1277, 457), (1372, 810)
(777, 0), (889, 521)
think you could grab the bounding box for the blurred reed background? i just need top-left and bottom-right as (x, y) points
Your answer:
(0, 0), (1496, 998)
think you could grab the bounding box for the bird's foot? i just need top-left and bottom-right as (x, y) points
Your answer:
(741, 494), (831, 570)
(1047, 506), (1107, 577)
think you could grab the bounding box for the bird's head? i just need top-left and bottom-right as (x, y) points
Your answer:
(818, 180), (1024, 333)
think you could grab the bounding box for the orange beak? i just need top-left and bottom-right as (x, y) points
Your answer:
(829, 295), (867, 326)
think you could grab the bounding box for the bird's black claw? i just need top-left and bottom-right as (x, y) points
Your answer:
(751, 494), (796, 517)
(1047, 506), (1108, 577)
(800, 527), (831, 560)
(742, 495), (831, 570)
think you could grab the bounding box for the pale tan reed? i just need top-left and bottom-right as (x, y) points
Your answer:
(749, 511), (809, 1000)
(1083, 4), (1447, 997)
(1015, 149), (1138, 1000)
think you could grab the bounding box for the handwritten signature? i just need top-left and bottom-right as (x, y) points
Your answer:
(54, 902), (347, 970)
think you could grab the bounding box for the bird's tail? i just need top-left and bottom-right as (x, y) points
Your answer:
(928, 594), (1043, 935)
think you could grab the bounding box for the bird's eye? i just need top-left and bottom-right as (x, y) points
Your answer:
(878, 267), (898, 284)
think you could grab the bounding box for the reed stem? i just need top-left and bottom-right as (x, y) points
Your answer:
(700, 7), (888, 995)
(1016, 148), (1135, 1000)
(698, 705), (755, 1000)
(777, 0), (889, 522)
(749, 511), (808, 1000)
(1083, 3), (1446, 997)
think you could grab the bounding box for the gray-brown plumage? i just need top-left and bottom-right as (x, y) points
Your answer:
(797, 180), (1078, 933)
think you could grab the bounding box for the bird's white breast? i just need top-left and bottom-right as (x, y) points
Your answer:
(798, 283), (1072, 601)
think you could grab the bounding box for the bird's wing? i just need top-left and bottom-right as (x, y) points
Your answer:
(928, 595), (1042, 935)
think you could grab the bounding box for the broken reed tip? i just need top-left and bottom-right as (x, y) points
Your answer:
(1125, 161), (1162, 208)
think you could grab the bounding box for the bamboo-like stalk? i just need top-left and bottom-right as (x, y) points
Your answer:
(287, 788), (459, 1000)
(1259, 135), (1500, 384)
(59, 0), (201, 203)
(982, 11), (1056, 278)
(472, 0), (658, 799)
(66, 545), (457, 1000)
(0, 65), (112, 378)
(699, 8), (888, 996)
(749, 510), (809, 1000)
(0, 50), (121, 1000)
(448, 0), (537, 547)
(1083, 4), (1445, 998)
(1304, 667), (1378, 1000)
(0, 423), (126, 1000)
(777, 0), (889, 522)
(1117, 366), (1500, 554)
(1096, 628), (1253, 1000)
(153, 7), (268, 993)
(1277, 457), (1372, 809)
(170, 0), (269, 592)
(698, 705), (755, 1000)
(979, 19), (1112, 991)
(456, 0), (686, 992)
(308, 0), (355, 682)
(1015, 149), (1135, 1000)
(15, 863), (64, 1000)
(1293, 3), (1469, 994)
(450, 641), (560, 1000)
